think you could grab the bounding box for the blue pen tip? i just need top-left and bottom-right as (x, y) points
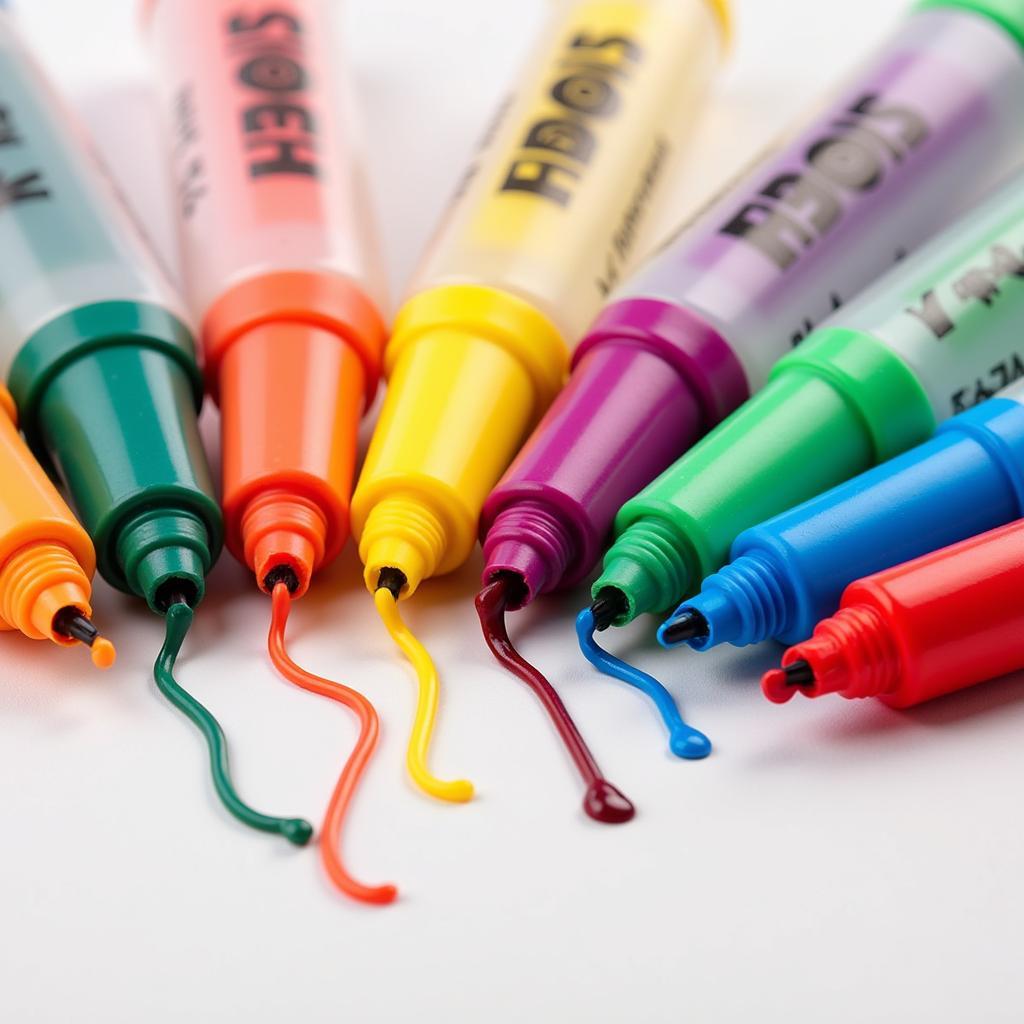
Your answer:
(658, 607), (709, 649)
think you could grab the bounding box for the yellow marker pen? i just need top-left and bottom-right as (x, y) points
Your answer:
(351, 0), (729, 801)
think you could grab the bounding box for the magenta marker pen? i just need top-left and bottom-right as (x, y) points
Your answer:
(476, 0), (1024, 795)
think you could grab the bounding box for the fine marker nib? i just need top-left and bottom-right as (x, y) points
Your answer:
(263, 564), (300, 596)
(53, 606), (117, 669)
(590, 588), (628, 632)
(155, 579), (199, 614)
(762, 659), (817, 704)
(658, 608), (709, 648)
(376, 566), (406, 600)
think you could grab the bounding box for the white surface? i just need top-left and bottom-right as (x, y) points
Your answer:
(3, 2), (1023, 1022)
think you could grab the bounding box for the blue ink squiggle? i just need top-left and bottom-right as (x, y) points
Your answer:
(575, 608), (712, 760)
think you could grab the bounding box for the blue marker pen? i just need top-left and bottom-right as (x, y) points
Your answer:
(659, 378), (1024, 651)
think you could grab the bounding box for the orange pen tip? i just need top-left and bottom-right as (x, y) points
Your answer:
(90, 636), (117, 670)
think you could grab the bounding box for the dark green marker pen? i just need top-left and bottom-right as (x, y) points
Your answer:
(0, 13), (311, 846)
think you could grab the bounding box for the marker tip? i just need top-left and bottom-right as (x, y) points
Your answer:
(658, 608), (709, 648)
(590, 587), (628, 632)
(762, 660), (815, 703)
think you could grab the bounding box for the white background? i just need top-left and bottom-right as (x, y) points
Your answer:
(2, 1), (1022, 1021)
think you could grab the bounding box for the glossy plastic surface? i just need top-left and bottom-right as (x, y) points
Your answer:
(595, 168), (1024, 623)
(148, 0), (388, 591)
(621, 7), (1024, 391)
(481, 4), (1024, 602)
(0, 385), (97, 649)
(665, 383), (1024, 650)
(352, 0), (727, 595)
(918, 0), (1024, 50)
(0, 15), (221, 610)
(765, 518), (1024, 707)
(13, 304), (222, 608)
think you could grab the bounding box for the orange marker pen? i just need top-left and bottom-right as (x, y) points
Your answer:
(0, 384), (114, 669)
(145, 0), (392, 904)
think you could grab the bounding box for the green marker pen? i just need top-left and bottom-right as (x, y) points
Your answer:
(585, 164), (1024, 723)
(0, 13), (311, 845)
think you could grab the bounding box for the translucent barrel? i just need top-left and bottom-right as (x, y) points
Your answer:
(409, 0), (727, 344)
(617, 6), (1024, 391)
(145, 0), (386, 334)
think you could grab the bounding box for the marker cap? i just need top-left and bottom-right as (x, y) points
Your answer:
(352, 285), (566, 596)
(481, 298), (748, 604)
(203, 271), (385, 597)
(765, 518), (1024, 707)
(594, 327), (935, 621)
(671, 390), (1024, 652)
(9, 301), (222, 612)
(763, 604), (901, 704)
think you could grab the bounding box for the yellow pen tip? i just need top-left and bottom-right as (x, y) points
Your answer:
(90, 637), (117, 670)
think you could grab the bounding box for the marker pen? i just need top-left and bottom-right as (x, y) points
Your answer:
(352, 0), (730, 808)
(661, 379), (1024, 651)
(479, 0), (1024, 798)
(0, 383), (114, 668)
(763, 518), (1024, 708)
(585, 166), (1024, 747)
(0, 16), (311, 846)
(145, 0), (393, 902)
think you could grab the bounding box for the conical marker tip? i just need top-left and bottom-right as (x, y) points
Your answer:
(263, 564), (301, 596)
(376, 566), (407, 600)
(53, 607), (116, 669)
(590, 588), (627, 632)
(658, 608), (709, 647)
(762, 660), (816, 703)
(53, 606), (98, 645)
(484, 570), (529, 612)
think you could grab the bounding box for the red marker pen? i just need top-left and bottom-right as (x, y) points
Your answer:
(764, 519), (1024, 708)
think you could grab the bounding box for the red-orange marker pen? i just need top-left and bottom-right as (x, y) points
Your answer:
(145, 0), (393, 904)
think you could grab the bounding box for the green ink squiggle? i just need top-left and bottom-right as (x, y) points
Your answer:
(153, 602), (313, 846)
